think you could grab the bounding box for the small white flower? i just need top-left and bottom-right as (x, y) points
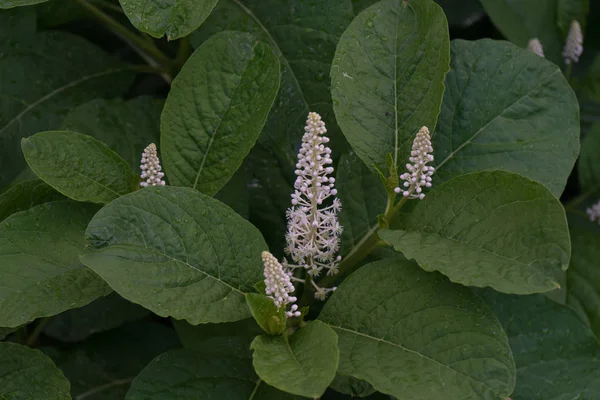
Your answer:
(262, 251), (301, 318)
(313, 283), (336, 301)
(563, 20), (583, 65)
(285, 112), (342, 277)
(587, 200), (600, 224)
(527, 38), (545, 58)
(140, 143), (166, 187)
(394, 126), (434, 200)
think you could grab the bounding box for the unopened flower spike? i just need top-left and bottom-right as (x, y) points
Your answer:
(587, 200), (600, 224)
(140, 143), (166, 187)
(527, 38), (545, 58)
(563, 20), (583, 65)
(285, 112), (343, 278)
(394, 126), (434, 200)
(262, 251), (301, 318)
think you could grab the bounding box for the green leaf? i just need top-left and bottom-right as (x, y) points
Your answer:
(0, 0), (48, 8)
(318, 259), (515, 399)
(380, 171), (570, 294)
(331, 0), (450, 174)
(330, 374), (376, 398)
(246, 293), (286, 335)
(45, 321), (180, 400)
(43, 293), (149, 343)
(433, 39), (580, 197)
(480, 290), (600, 399)
(0, 342), (70, 399)
(0, 201), (110, 328)
(250, 321), (338, 398)
(578, 123), (600, 193)
(479, 0), (563, 63)
(0, 179), (63, 222)
(161, 30), (280, 195)
(0, 9), (132, 189)
(126, 349), (300, 400)
(337, 152), (386, 256)
(61, 97), (163, 172)
(215, 168), (250, 219)
(119, 0), (219, 39)
(82, 186), (267, 324)
(22, 131), (139, 204)
(556, 0), (589, 35)
(0, 326), (18, 340)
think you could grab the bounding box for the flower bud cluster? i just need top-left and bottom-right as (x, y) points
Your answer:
(587, 200), (600, 224)
(262, 251), (301, 318)
(140, 143), (166, 187)
(527, 38), (545, 57)
(285, 112), (342, 277)
(394, 126), (434, 200)
(563, 20), (583, 65)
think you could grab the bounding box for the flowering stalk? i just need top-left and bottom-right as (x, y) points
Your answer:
(285, 112), (342, 278)
(262, 251), (301, 318)
(140, 143), (166, 187)
(394, 126), (434, 200)
(563, 20), (583, 65)
(527, 38), (545, 58)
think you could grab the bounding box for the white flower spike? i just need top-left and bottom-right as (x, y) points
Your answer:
(394, 126), (434, 200)
(587, 200), (600, 224)
(285, 112), (342, 277)
(563, 20), (583, 65)
(262, 251), (301, 318)
(527, 38), (545, 58)
(140, 143), (166, 187)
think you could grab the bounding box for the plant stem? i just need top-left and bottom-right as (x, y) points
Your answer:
(73, 0), (173, 71)
(95, 0), (124, 14)
(174, 35), (192, 67)
(26, 318), (49, 347)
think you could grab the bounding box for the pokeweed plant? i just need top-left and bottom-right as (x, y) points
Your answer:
(2, 0), (600, 399)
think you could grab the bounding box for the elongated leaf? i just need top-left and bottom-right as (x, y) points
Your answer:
(161, 30), (280, 195)
(0, 179), (63, 222)
(61, 97), (163, 171)
(433, 39), (579, 197)
(22, 131), (138, 204)
(0, 9), (132, 189)
(82, 186), (267, 324)
(119, 0), (219, 39)
(331, 0), (450, 174)
(337, 152), (386, 255)
(126, 349), (300, 400)
(479, 0), (563, 63)
(1, 343), (70, 399)
(319, 259), (515, 399)
(380, 171), (570, 294)
(480, 290), (600, 399)
(44, 293), (149, 343)
(0, 201), (110, 327)
(45, 321), (180, 400)
(0, 0), (48, 8)
(251, 321), (338, 398)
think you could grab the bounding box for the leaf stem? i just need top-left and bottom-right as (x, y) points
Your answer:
(73, 0), (173, 72)
(26, 317), (50, 347)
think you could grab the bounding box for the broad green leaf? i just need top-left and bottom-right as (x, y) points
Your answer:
(0, 342), (70, 399)
(479, 0), (563, 63)
(251, 321), (338, 398)
(43, 293), (149, 343)
(0, 326), (18, 340)
(215, 168), (250, 219)
(330, 374), (376, 398)
(172, 318), (263, 358)
(380, 171), (570, 294)
(191, 0), (355, 169)
(45, 321), (180, 400)
(578, 123), (600, 193)
(337, 152), (386, 256)
(433, 40), (579, 197)
(480, 290), (600, 399)
(22, 131), (139, 204)
(0, 9), (132, 189)
(331, 0), (450, 174)
(61, 97), (163, 171)
(319, 259), (515, 399)
(0, 178), (63, 222)
(82, 186), (267, 324)
(119, 0), (219, 39)
(556, 0), (589, 35)
(0, 0), (48, 8)
(246, 293), (286, 335)
(126, 349), (300, 400)
(36, 0), (91, 28)
(0, 201), (110, 328)
(161, 30), (280, 195)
